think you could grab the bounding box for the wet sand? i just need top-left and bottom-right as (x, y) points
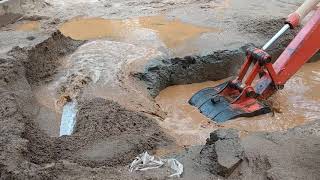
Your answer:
(156, 61), (320, 145)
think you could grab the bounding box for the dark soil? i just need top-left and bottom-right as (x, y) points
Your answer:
(133, 50), (243, 97)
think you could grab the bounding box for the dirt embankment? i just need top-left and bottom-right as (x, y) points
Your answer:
(0, 32), (172, 179)
(8, 31), (84, 84)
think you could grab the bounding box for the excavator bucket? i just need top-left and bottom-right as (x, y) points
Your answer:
(189, 81), (271, 123)
(188, 45), (278, 123)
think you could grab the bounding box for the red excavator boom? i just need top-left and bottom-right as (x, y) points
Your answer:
(241, 6), (320, 99)
(189, 1), (320, 122)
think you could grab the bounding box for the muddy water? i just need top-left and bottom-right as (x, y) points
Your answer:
(59, 16), (220, 49)
(156, 61), (320, 145)
(15, 21), (40, 31)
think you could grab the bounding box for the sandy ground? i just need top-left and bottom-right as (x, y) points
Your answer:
(0, 0), (320, 179)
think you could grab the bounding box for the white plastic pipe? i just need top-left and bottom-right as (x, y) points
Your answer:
(59, 101), (77, 136)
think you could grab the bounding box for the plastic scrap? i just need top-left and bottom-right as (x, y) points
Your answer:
(129, 151), (183, 178)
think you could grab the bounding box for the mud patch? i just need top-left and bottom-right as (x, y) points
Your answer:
(26, 39), (167, 137)
(200, 129), (244, 177)
(0, 55), (38, 178)
(5, 31), (85, 137)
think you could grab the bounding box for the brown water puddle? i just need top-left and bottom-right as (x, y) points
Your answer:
(59, 16), (220, 49)
(15, 21), (40, 31)
(156, 61), (320, 145)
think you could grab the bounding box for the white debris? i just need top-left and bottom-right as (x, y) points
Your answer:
(166, 158), (183, 177)
(129, 151), (183, 178)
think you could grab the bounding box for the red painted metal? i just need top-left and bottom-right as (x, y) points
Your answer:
(215, 82), (266, 114)
(231, 97), (263, 113)
(286, 12), (301, 28)
(265, 63), (281, 85)
(245, 63), (260, 86)
(257, 7), (320, 97)
(274, 8), (320, 83)
(237, 54), (252, 81)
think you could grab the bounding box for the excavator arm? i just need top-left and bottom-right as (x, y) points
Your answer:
(189, 0), (320, 122)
